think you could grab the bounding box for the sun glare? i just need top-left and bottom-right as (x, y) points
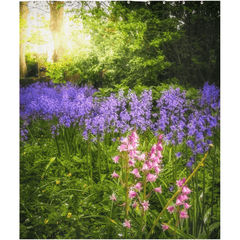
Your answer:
(26, 2), (90, 63)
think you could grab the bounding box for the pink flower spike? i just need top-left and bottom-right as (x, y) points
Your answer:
(123, 219), (131, 229)
(141, 200), (150, 212)
(129, 190), (137, 199)
(134, 182), (142, 192)
(162, 224), (169, 231)
(184, 202), (191, 209)
(112, 156), (119, 164)
(154, 186), (162, 193)
(111, 171), (119, 178)
(167, 206), (175, 214)
(146, 173), (157, 182)
(109, 193), (116, 202)
(180, 209), (189, 219)
(182, 186), (191, 195)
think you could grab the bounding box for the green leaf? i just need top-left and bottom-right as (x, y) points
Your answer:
(197, 222), (220, 239)
(164, 223), (196, 239)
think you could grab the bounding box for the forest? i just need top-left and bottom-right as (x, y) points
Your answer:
(19, 1), (220, 239)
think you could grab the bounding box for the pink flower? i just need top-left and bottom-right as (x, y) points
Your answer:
(150, 153), (156, 160)
(111, 171), (119, 178)
(134, 182), (142, 192)
(142, 163), (149, 172)
(132, 200), (137, 208)
(128, 159), (136, 167)
(146, 173), (157, 182)
(176, 179), (184, 187)
(123, 219), (131, 228)
(147, 161), (153, 169)
(176, 196), (184, 206)
(159, 134), (163, 142)
(141, 200), (150, 211)
(153, 157), (160, 164)
(167, 206), (175, 214)
(152, 161), (159, 168)
(157, 150), (163, 158)
(112, 156), (119, 164)
(131, 130), (139, 140)
(162, 224), (169, 231)
(131, 168), (141, 178)
(109, 193), (116, 202)
(182, 186), (191, 195)
(129, 150), (137, 158)
(157, 143), (163, 151)
(137, 153), (146, 161)
(121, 137), (128, 145)
(150, 144), (157, 154)
(155, 166), (161, 174)
(180, 209), (189, 219)
(118, 144), (127, 152)
(129, 190), (137, 199)
(154, 186), (162, 193)
(127, 144), (134, 151)
(180, 194), (189, 201)
(184, 202), (191, 209)
(176, 178), (186, 187)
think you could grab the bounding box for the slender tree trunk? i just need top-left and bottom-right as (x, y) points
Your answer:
(48, 1), (66, 62)
(20, 2), (29, 78)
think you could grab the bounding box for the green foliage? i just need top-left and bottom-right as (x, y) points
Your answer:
(25, 52), (38, 77)
(45, 61), (67, 83)
(20, 113), (220, 238)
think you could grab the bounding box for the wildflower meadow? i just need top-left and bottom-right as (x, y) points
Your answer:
(20, 81), (220, 239)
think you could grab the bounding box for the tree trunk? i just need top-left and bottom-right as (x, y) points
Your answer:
(48, 1), (66, 62)
(20, 2), (29, 78)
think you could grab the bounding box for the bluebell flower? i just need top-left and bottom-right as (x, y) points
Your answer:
(175, 152), (182, 158)
(186, 139), (195, 150)
(186, 161), (193, 168)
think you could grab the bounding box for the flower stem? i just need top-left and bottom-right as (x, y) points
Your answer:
(211, 137), (217, 224)
(97, 135), (101, 183)
(125, 153), (129, 239)
(146, 149), (211, 239)
(201, 158), (206, 232)
(173, 205), (180, 238)
(108, 200), (114, 238)
(140, 173), (147, 239)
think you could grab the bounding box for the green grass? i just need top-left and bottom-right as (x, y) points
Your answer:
(20, 128), (220, 239)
